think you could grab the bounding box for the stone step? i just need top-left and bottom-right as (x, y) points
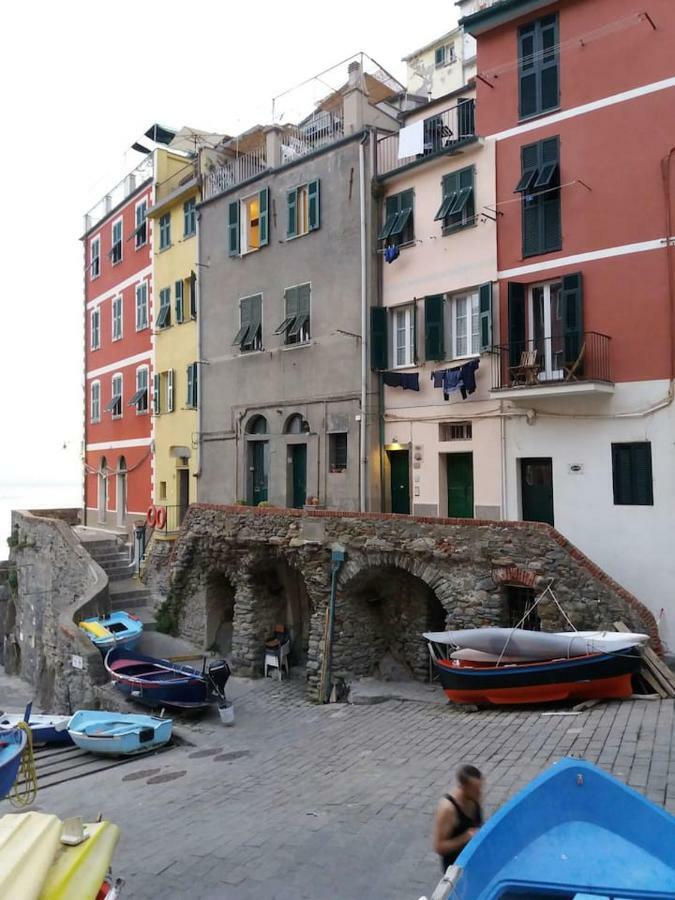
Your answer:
(91, 553), (131, 565)
(110, 592), (150, 611)
(109, 570), (134, 582)
(124, 606), (156, 630)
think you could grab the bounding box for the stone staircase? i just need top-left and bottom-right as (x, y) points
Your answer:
(77, 534), (155, 629)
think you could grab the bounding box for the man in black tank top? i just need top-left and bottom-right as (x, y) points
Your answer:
(432, 764), (483, 873)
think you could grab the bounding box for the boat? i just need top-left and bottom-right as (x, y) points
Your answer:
(430, 648), (641, 705)
(79, 610), (144, 652)
(423, 626), (648, 660)
(0, 726), (26, 800)
(437, 758), (675, 899)
(104, 647), (231, 711)
(0, 712), (73, 746)
(67, 709), (172, 755)
(0, 810), (121, 900)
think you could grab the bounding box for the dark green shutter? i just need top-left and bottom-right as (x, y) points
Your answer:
(631, 444), (654, 505)
(370, 307), (388, 370)
(519, 15), (559, 120)
(228, 201), (239, 256)
(424, 295), (445, 361)
(287, 189), (297, 238)
(308, 180), (320, 231)
(518, 26), (538, 119)
(541, 138), (561, 252)
(412, 300), (418, 364)
(259, 188), (269, 246)
(540, 15), (559, 112)
(508, 282), (526, 367)
(479, 283), (492, 351)
(561, 272), (583, 365)
(612, 443), (653, 506)
(175, 280), (184, 324)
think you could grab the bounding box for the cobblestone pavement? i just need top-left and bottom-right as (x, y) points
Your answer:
(1, 672), (674, 900)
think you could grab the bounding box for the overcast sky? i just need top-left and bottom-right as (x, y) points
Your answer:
(0, 0), (456, 489)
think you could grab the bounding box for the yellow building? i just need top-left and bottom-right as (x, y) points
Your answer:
(147, 146), (202, 528)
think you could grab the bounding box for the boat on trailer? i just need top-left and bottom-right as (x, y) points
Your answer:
(0, 727), (26, 800)
(67, 709), (172, 755)
(434, 758), (675, 899)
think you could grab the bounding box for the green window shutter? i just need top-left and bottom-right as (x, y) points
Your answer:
(259, 187), (269, 246)
(297, 283), (311, 315)
(308, 180), (320, 231)
(287, 189), (297, 238)
(424, 295), (445, 361)
(612, 443), (654, 506)
(479, 282), (492, 351)
(286, 286), (298, 318)
(518, 25), (538, 119)
(153, 373), (160, 415)
(186, 364), (194, 407)
(540, 15), (560, 113)
(228, 201), (240, 256)
(631, 443), (654, 505)
(167, 369), (174, 412)
(400, 189), (414, 210)
(189, 271), (197, 319)
(561, 272), (583, 365)
(175, 280), (184, 324)
(370, 306), (388, 370)
(507, 282), (526, 367)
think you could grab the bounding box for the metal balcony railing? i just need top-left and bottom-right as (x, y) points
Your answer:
(202, 145), (268, 201)
(84, 156), (154, 233)
(280, 108), (344, 164)
(155, 504), (188, 534)
(377, 99), (476, 176)
(490, 332), (612, 391)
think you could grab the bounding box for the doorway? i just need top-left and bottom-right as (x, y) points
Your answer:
(178, 468), (190, 524)
(521, 457), (554, 525)
(116, 456), (127, 528)
(447, 452), (473, 518)
(98, 457), (107, 524)
(290, 444), (307, 509)
(249, 441), (269, 505)
(530, 282), (563, 380)
(388, 449), (410, 515)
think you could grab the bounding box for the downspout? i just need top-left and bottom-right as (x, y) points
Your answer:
(359, 131), (369, 512)
(195, 206), (203, 487)
(321, 546), (346, 703)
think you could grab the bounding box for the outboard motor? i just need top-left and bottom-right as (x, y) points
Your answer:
(207, 659), (231, 699)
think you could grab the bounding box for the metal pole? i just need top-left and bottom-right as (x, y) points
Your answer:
(359, 133), (369, 512)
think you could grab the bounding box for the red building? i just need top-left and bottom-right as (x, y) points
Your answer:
(82, 157), (154, 529)
(459, 0), (675, 650)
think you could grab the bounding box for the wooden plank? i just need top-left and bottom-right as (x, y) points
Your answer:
(640, 668), (668, 699)
(613, 621), (675, 697)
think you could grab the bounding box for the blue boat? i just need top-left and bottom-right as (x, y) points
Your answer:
(67, 710), (172, 756)
(440, 758), (675, 899)
(0, 727), (26, 799)
(79, 611), (144, 652)
(104, 648), (230, 711)
(0, 712), (72, 746)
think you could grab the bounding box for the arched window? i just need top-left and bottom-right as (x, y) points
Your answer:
(100, 456), (107, 473)
(284, 414), (305, 434)
(118, 455), (127, 473)
(247, 415), (268, 435)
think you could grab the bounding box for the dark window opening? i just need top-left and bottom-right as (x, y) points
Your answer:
(504, 585), (540, 631)
(612, 442), (653, 506)
(329, 433), (348, 472)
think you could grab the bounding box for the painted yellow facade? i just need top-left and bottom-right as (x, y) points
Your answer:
(148, 149), (200, 525)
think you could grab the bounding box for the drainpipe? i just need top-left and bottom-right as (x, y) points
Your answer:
(359, 131), (369, 512)
(322, 545), (346, 703)
(195, 208), (203, 487)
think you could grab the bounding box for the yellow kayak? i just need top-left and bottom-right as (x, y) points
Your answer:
(40, 820), (120, 900)
(78, 620), (112, 640)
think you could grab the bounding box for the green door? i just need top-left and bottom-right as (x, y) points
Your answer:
(389, 450), (410, 515)
(521, 458), (554, 525)
(447, 453), (474, 518)
(291, 444), (307, 509)
(249, 441), (268, 505)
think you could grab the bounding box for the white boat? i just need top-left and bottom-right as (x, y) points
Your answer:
(0, 712), (73, 745)
(423, 627), (649, 660)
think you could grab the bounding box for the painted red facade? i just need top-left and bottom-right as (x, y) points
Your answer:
(83, 179), (153, 527)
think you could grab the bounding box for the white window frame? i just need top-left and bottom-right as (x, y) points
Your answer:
(391, 304), (415, 369)
(90, 308), (101, 350)
(446, 291), (480, 360)
(112, 295), (123, 342)
(111, 373), (123, 420)
(90, 380), (101, 423)
(135, 281), (148, 331)
(90, 235), (101, 279)
(528, 279), (564, 381)
(135, 365), (149, 415)
(135, 199), (148, 249)
(240, 193), (261, 255)
(111, 217), (123, 265)
(167, 369), (175, 413)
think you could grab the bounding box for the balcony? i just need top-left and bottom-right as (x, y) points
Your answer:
(83, 156), (154, 234)
(202, 144), (268, 201)
(377, 100), (476, 177)
(490, 332), (614, 399)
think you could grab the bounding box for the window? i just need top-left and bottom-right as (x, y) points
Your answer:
(130, 367), (148, 413)
(90, 382), (100, 423)
(159, 482), (167, 500)
(90, 309), (100, 350)
(175, 280), (184, 324)
(435, 45), (446, 67)
(136, 282), (148, 330)
(329, 433), (348, 472)
(228, 188), (269, 256)
(153, 372), (160, 415)
(189, 271), (197, 319)
(107, 374), (123, 418)
(186, 362), (198, 408)
(90, 237), (100, 279)
(516, 136), (560, 257)
(287, 180), (320, 238)
(519, 14), (559, 120)
(439, 422), (472, 442)
(435, 166), (475, 232)
(233, 294), (262, 352)
(135, 200), (147, 248)
(159, 213), (171, 251)
(449, 293), (480, 358)
(612, 443), (654, 506)
(112, 296), (123, 341)
(275, 284), (310, 345)
(183, 198), (196, 237)
(392, 305), (415, 368)
(167, 369), (174, 413)
(424, 284), (492, 362)
(378, 189), (414, 248)
(156, 287), (171, 328)
(110, 219), (122, 264)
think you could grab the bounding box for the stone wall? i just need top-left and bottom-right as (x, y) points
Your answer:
(153, 505), (661, 699)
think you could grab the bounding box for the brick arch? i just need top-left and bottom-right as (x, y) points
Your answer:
(491, 565), (541, 589)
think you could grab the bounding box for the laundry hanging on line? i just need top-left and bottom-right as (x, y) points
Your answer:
(382, 371), (420, 391)
(430, 359), (480, 400)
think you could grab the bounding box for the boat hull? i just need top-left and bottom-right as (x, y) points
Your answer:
(68, 710), (172, 756)
(434, 649), (640, 705)
(104, 648), (215, 710)
(79, 611), (143, 653)
(0, 727), (26, 799)
(0, 714), (73, 746)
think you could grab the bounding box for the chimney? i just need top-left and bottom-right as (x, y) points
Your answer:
(348, 60), (362, 88)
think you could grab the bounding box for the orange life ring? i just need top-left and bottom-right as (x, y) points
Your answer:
(146, 505), (157, 527)
(155, 506), (167, 529)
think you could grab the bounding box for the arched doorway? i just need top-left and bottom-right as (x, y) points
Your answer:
(98, 456), (107, 524)
(248, 558), (311, 666)
(205, 573), (236, 654)
(116, 456), (127, 528)
(334, 566), (446, 681)
(284, 414), (308, 509)
(246, 415), (269, 506)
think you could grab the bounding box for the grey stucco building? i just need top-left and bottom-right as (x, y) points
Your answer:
(196, 63), (409, 510)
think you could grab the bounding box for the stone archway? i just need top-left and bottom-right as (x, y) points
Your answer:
(205, 572), (236, 654)
(247, 557), (311, 666)
(333, 565), (447, 681)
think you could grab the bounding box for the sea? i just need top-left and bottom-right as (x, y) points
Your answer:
(0, 482), (82, 561)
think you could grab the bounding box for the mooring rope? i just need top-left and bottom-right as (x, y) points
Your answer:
(10, 722), (38, 807)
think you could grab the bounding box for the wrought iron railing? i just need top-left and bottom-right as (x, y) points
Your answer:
(155, 504), (188, 534)
(490, 332), (612, 391)
(202, 146), (268, 200)
(280, 108), (344, 164)
(377, 100), (476, 176)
